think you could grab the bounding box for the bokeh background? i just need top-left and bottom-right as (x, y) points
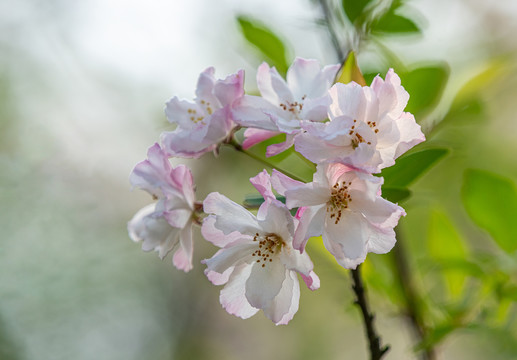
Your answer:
(1, 0), (517, 359)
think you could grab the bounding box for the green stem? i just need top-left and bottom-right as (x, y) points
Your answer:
(226, 138), (305, 183)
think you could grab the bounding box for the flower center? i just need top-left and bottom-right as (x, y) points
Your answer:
(252, 233), (284, 268)
(327, 181), (353, 224)
(348, 120), (372, 149)
(279, 95), (306, 119)
(187, 99), (214, 124)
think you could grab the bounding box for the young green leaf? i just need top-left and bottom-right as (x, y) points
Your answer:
(380, 148), (449, 188)
(462, 169), (517, 253)
(341, 0), (373, 25)
(373, 12), (420, 34)
(381, 187), (411, 203)
(335, 51), (366, 86)
(237, 16), (290, 74)
(399, 64), (449, 115)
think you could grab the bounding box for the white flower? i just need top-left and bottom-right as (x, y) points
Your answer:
(128, 143), (197, 272)
(232, 58), (339, 156)
(272, 164), (406, 269)
(295, 69), (425, 173)
(201, 171), (319, 325)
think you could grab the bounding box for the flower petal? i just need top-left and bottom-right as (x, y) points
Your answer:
(301, 270), (320, 291)
(245, 259), (286, 310)
(214, 69), (244, 107)
(323, 212), (369, 269)
(270, 169), (305, 196)
(172, 221), (193, 272)
(292, 204), (326, 251)
(201, 216), (251, 248)
(203, 192), (261, 235)
(203, 242), (257, 275)
(128, 203), (181, 260)
(263, 269), (300, 325)
(250, 170), (276, 201)
(220, 264), (260, 319)
(242, 128), (279, 149)
(257, 62), (293, 105)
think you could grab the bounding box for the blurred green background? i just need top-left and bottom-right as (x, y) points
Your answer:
(1, 0), (517, 359)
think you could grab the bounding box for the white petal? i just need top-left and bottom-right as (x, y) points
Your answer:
(172, 222), (193, 272)
(220, 264), (259, 319)
(257, 62), (293, 105)
(201, 216), (252, 248)
(284, 183), (329, 209)
(258, 200), (295, 241)
(128, 204), (181, 260)
(292, 204), (326, 251)
(203, 242), (257, 274)
(203, 192), (261, 235)
(270, 169), (304, 196)
(263, 269), (300, 325)
(231, 95), (279, 131)
(366, 223), (397, 254)
(245, 259), (286, 310)
(323, 212), (369, 269)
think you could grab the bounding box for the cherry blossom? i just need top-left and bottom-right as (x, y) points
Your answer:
(295, 69), (425, 173)
(271, 163), (405, 269)
(201, 171), (319, 325)
(232, 57), (339, 156)
(161, 67), (244, 158)
(128, 143), (197, 272)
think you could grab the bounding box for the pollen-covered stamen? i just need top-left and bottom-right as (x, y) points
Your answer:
(349, 120), (372, 148)
(251, 232), (285, 268)
(327, 181), (353, 224)
(367, 120), (379, 134)
(279, 95), (307, 118)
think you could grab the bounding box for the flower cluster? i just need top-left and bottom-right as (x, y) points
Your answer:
(128, 58), (425, 325)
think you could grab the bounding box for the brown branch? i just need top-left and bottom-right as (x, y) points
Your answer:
(350, 265), (390, 360)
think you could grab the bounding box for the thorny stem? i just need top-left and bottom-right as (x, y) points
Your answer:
(392, 231), (436, 360)
(317, 0), (345, 62)
(351, 265), (390, 360)
(226, 137), (305, 182)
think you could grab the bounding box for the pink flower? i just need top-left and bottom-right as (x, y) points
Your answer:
(128, 143), (197, 272)
(232, 58), (339, 156)
(271, 164), (405, 269)
(160, 67), (244, 158)
(201, 171), (319, 325)
(295, 69), (425, 173)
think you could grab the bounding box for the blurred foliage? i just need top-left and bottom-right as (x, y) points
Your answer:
(236, 16), (291, 75)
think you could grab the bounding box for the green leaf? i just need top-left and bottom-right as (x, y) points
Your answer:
(373, 12), (420, 34)
(237, 16), (290, 74)
(399, 64), (449, 115)
(381, 187), (411, 203)
(243, 194), (286, 208)
(335, 51), (366, 86)
(381, 148), (449, 188)
(462, 169), (517, 253)
(341, 0), (373, 25)
(428, 209), (468, 298)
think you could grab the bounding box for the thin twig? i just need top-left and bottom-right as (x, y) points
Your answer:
(351, 265), (390, 360)
(392, 231), (436, 360)
(316, 0), (345, 62)
(226, 138), (305, 182)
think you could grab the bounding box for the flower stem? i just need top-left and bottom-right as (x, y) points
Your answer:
(350, 265), (390, 360)
(227, 138), (306, 182)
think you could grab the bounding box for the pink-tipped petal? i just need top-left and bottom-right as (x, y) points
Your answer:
(242, 128), (279, 149)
